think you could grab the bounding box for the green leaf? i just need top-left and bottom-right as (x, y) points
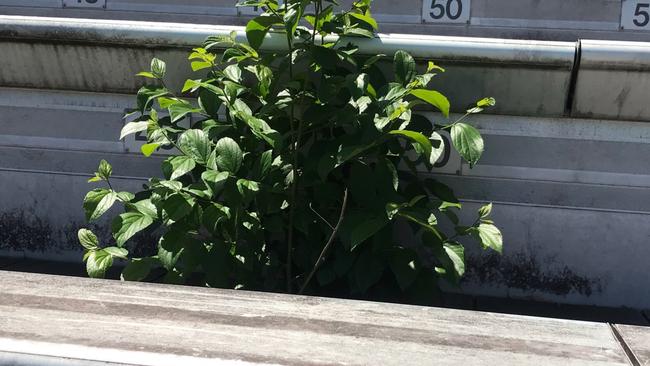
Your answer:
(86, 249), (113, 278)
(151, 57), (166, 79)
(201, 170), (229, 196)
(427, 61), (445, 73)
(223, 64), (242, 83)
(97, 159), (112, 180)
(158, 232), (184, 270)
(388, 130), (433, 163)
(141, 143), (160, 157)
(246, 15), (280, 50)
(136, 86), (168, 112)
(283, 4), (302, 36)
(467, 97), (496, 114)
(120, 121), (148, 140)
(425, 179), (460, 206)
(87, 175), (102, 183)
(116, 192), (134, 203)
(451, 122), (484, 167)
(354, 247), (384, 293)
(256, 150), (273, 179)
(104, 246), (129, 259)
(178, 129), (211, 164)
(121, 258), (155, 281)
(164, 155), (196, 180)
(191, 60), (212, 71)
(236, 179), (260, 200)
(77, 228), (99, 251)
(199, 89), (222, 117)
(312, 45), (340, 70)
(349, 12), (378, 30)
(182, 79), (201, 93)
(478, 203), (492, 218)
(343, 26), (375, 38)
(215, 137), (243, 174)
(162, 193), (195, 222)
(388, 248), (418, 290)
(477, 223), (503, 254)
(383, 158), (399, 191)
(136, 71), (155, 78)
(203, 203), (231, 233)
(251, 65), (273, 97)
(442, 242), (465, 278)
(429, 131), (445, 165)
(130, 199), (158, 217)
(410, 89), (450, 117)
(112, 212), (154, 247)
(83, 188), (117, 222)
(349, 215), (389, 251)
(394, 50), (416, 86)
(168, 102), (201, 123)
(478, 97), (496, 107)
(242, 115), (282, 148)
(157, 180), (183, 191)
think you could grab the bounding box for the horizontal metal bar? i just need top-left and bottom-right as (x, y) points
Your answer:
(579, 39), (650, 71)
(0, 15), (576, 66)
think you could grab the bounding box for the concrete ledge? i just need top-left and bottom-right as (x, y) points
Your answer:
(0, 16), (575, 116)
(0, 270), (647, 365)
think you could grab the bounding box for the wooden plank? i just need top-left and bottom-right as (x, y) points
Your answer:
(0, 270), (631, 366)
(616, 324), (650, 365)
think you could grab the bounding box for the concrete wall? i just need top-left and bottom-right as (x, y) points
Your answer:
(2, 0), (650, 41)
(0, 16), (649, 309)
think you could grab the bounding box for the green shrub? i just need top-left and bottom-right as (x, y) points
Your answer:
(78, 0), (502, 302)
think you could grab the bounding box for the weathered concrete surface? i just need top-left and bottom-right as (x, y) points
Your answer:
(616, 324), (650, 365)
(0, 270), (639, 366)
(2, 0), (650, 42)
(0, 16), (575, 117)
(573, 40), (650, 120)
(0, 18), (649, 311)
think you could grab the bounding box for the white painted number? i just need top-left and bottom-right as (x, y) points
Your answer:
(622, 0), (650, 30)
(62, 0), (106, 8)
(422, 0), (470, 24)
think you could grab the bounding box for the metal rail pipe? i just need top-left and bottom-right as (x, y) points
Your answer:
(0, 15), (576, 66)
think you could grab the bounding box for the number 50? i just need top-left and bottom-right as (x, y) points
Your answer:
(422, 0), (470, 24)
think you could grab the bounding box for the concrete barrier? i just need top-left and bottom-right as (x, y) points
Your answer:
(0, 15), (649, 309)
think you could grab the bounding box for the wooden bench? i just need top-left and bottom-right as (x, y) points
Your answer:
(0, 270), (647, 365)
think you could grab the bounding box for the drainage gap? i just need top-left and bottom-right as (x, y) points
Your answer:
(564, 39), (582, 116)
(608, 322), (641, 366)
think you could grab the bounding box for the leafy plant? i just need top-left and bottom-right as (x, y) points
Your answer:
(79, 0), (502, 302)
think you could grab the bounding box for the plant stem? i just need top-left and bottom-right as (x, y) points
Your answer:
(298, 188), (348, 295)
(285, 0), (297, 293)
(311, 0), (321, 45)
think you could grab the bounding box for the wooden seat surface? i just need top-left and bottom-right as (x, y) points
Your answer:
(0, 270), (647, 366)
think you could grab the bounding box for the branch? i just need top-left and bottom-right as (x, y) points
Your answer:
(285, 0), (297, 293)
(298, 188), (349, 295)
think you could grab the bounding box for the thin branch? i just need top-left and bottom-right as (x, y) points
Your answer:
(311, 0), (321, 45)
(285, 0), (297, 294)
(105, 178), (114, 191)
(309, 203), (334, 230)
(299, 188), (349, 295)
